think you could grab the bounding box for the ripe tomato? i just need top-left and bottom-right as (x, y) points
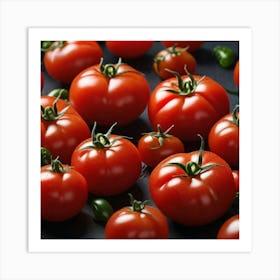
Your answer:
(162, 41), (204, 52)
(105, 41), (154, 58)
(41, 96), (91, 164)
(233, 60), (239, 87)
(232, 170), (239, 192)
(71, 123), (142, 196)
(137, 124), (185, 168)
(41, 158), (88, 222)
(69, 59), (150, 127)
(148, 70), (230, 142)
(208, 105), (239, 169)
(43, 41), (103, 84)
(153, 45), (196, 80)
(149, 136), (236, 226)
(105, 194), (169, 239)
(217, 214), (239, 239)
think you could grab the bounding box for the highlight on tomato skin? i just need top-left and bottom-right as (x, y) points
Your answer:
(162, 41), (204, 53)
(217, 214), (239, 239)
(233, 60), (239, 87)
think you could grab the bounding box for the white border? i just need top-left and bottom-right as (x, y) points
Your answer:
(28, 27), (252, 253)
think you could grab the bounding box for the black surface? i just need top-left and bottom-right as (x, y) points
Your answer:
(41, 41), (239, 239)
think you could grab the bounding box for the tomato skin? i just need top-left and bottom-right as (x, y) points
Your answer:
(106, 41), (154, 58)
(105, 205), (169, 239)
(233, 60), (239, 87)
(208, 112), (239, 169)
(41, 97), (91, 164)
(148, 75), (230, 142)
(71, 135), (142, 196)
(41, 164), (88, 222)
(162, 41), (203, 53)
(153, 46), (197, 80)
(69, 62), (150, 127)
(43, 41), (103, 84)
(217, 214), (239, 239)
(149, 152), (236, 226)
(137, 132), (185, 168)
(232, 170), (239, 192)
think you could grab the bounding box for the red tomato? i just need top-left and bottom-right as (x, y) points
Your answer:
(71, 123), (142, 196)
(162, 41), (204, 52)
(233, 60), (239, 87)
(69, 59), (150, 127)
(217, 214), (239, 239)
(148, 71), (230, 142)
(149, 136), (236, 226)
(41, 96), (91, 164)
(208, 105), (239, 169)
(43, 41), (103, 84)
(137, 124), (185, 168)
(41, 158), (88, 222)
(232, 170), (239, 192)
(153, 46), (197, 80)
(105, 194), (169, 239)
(106, 41), (154, 58)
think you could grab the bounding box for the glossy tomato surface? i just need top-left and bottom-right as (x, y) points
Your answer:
(233, 60), (239, 87)
(106, 41), (154, 58)
(43, 41), (103, 84)
(105, 205), (169, 239)
(149, 152), (236, 226)
(69, 62), (150, 127)
(232, 170), (239, 192)
(41, 162), (88, 222)
(148, 74), (230, 142)
(71, 135), (142, 196)
(208, 110), (239, 169)
(217, 214), (239, 239)
(162, 41), (204, 52)
(153, 46), (196, 79)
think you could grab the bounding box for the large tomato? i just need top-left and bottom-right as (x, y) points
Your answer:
(148, 70), (230, 142)
(105, 41), (154, 58)
(43, 41), (103, 84)
(105, 194), (169, 239)
(149, 136), (236, 226)
(137, 124), (185, 168)
(153, 45), (197, 80)
(71, 123), (142, 196)
(41, 158), (88, 222)
(69, 59), (150, 127)
(162, 41), (204, 52)
(217, 214), (239, 239)
(233, 60), (239, 87)
(41, 96), (91, 164)
(208, 105), (239, 169)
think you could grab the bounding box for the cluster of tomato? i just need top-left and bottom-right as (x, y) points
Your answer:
(40, 41), (240, 239)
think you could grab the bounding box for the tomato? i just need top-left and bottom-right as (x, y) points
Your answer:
(162, 41), (203, 53)
(137, 124), (185, 168)
(105, 194), (169, 239)
(208, 105), (239, 169)
(233, 60), (239, 87)
(71, 123), (142, 196)
(91, 198), (114, 222)
(149, 136), (236, 226)
(69, 59), (150, 127)
(213, 45), (235, 68)
(105, 41), (154, 58)
(41, 96), (91, 164)
(232, 170), (239, 192)
(217, 214), (239, 239)
(148, 70), (230, 142)
(153, 45), (196, 80)
(41, 158), (88, 222)
(43, 41), (103, 84)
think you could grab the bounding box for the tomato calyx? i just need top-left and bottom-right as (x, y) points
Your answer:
(168, 135), (220, 177)
(47, 157), (69, 173)
(41, 41), (66, 52)
(165, 67), (205, 96)
(232, 104), (239, 126)
(143, 124), (175, 150)
(41, 95), (70, 121)
(80, 122), (132, 150)
(127, 194), (153, 217)
(47, 88), (69, 102)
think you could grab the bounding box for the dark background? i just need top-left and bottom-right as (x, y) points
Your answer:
(41, 41), (239, 239)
